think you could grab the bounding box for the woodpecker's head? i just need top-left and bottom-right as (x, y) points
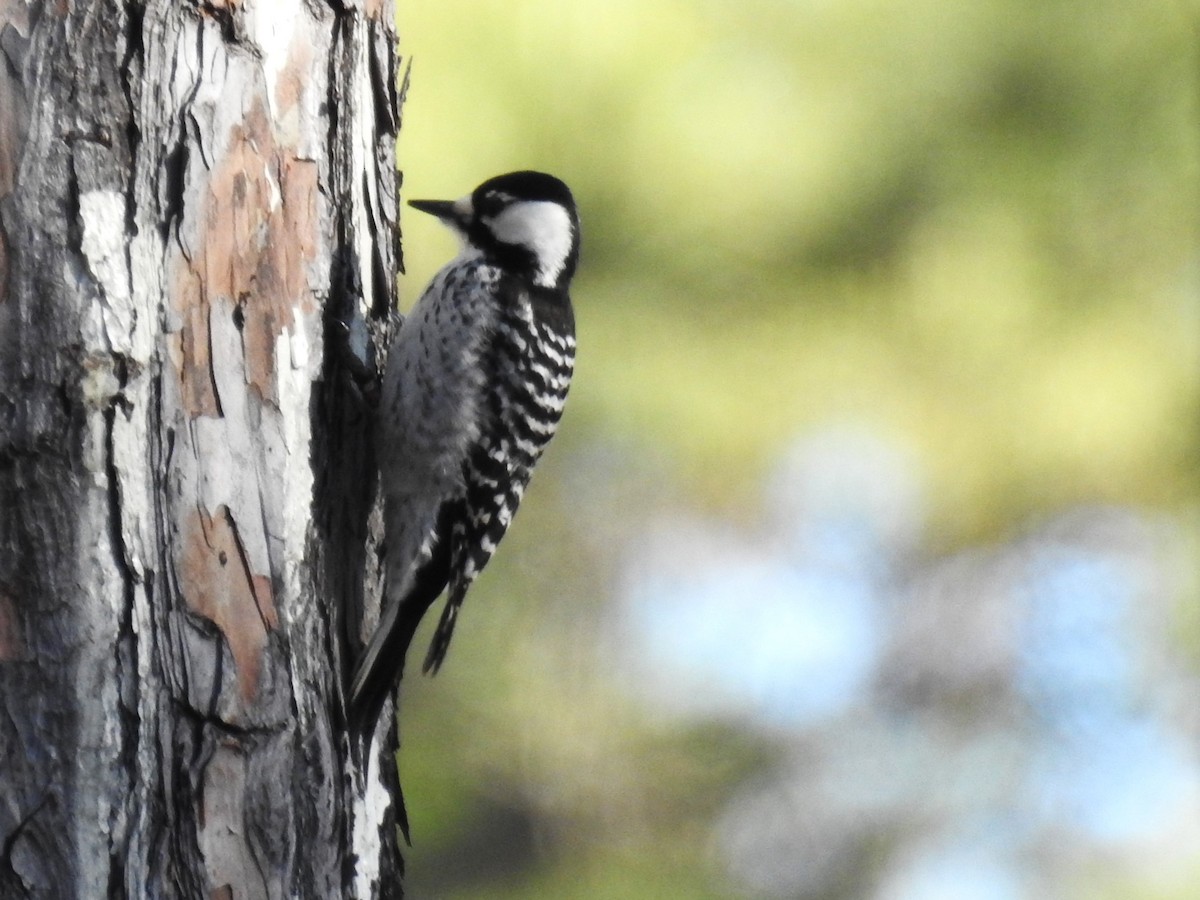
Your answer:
(409, 171), (580, 291)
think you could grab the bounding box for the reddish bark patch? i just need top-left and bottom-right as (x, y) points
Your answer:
(0, 587), (25, 661)
(273, 30), (312, 117)
(241, 151), (319, 401)
(180, 505), (277, 704)
(173, 271), (222, 416)
(170, 98), (319, 415)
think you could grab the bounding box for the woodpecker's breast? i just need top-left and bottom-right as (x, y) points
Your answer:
(378, 255), (504, 493)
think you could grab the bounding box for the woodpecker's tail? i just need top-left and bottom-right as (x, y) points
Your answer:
(422, 580), (467, 675)
(347, 597), (412, 747)
(347, 532), (452, 746)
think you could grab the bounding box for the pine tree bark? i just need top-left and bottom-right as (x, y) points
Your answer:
(0, 2), (405, 897)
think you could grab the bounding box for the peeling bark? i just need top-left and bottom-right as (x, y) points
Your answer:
(0, 1), (404, 897)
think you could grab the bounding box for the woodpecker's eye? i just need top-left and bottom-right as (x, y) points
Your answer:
(476, 191), (505, 217)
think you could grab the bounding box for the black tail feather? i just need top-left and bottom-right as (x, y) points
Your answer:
(348, 524), (453, 748)
(422, 583), (466, 675)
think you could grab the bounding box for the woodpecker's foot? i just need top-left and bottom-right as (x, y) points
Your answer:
(332, 318), (381, 410)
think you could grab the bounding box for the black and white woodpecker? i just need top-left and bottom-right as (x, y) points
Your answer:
(349, 171), (579, 743)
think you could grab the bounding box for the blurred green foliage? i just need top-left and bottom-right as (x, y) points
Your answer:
(392, 1), (1199, 897)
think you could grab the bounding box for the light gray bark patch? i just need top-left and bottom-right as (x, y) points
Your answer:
(199, 742), (270, 900)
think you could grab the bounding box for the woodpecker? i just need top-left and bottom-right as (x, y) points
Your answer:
(349, 171), (579, 743)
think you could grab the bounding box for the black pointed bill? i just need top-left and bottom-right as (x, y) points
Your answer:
(408, 199), (460, 223)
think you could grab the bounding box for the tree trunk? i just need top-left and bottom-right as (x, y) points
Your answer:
(0, 2), (405, 897)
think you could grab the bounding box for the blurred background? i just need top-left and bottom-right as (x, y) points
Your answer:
(392, 2), (1200, 897)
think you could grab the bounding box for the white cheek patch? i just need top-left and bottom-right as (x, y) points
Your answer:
(487, 201), (575, 287)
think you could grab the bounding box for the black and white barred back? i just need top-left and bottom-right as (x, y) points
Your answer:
(426, 279), (575, 671)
